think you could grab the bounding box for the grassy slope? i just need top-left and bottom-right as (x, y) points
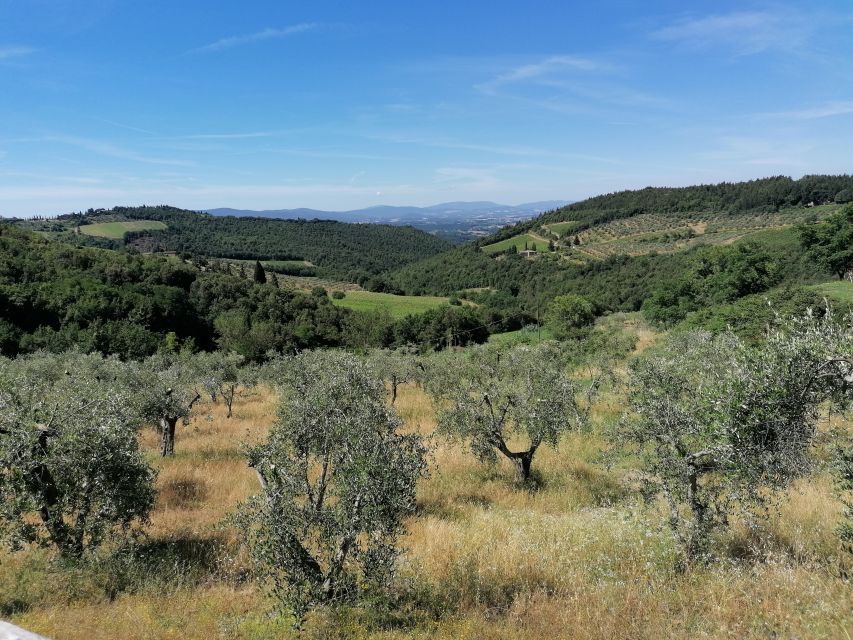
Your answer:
(79, 220), (167, 238)
(482, 233), (544, 254)
(811, 280), (853, 303)
(5, 362), (850, 639)
(330, 290), (451, 318)
(543, 221), (578, 236)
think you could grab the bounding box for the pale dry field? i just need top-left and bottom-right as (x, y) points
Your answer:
(3, 381), (851, 640)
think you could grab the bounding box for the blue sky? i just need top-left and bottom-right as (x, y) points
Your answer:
(1, 0), (852, 216)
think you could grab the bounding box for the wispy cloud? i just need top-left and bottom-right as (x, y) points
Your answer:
(365, 131), (623, 165)
(652, 11), (811, 56)
(189, 23), (319, 54)
(476, 55), (608, 94)
(178, 130), (293, 140)
(46, 135), (193, 167)
(700, 135), (813, 168)
(761, 101), (853, 120)
(97, 118), (161, 136)
(0, 46), (36, 60)
(471, 54), (671, 116)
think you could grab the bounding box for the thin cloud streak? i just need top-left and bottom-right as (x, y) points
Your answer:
(177, 130), (295, 140)
(364, 132), (624, 165)
(0, 46), (36, 60)
(46, 135), (194, 167)
(189, 23), (319, 54)
(651, 11), (812, 56)
(761, 101), (853, 120)
(471, 54), (671, 116)
(476, 55), (608, 94)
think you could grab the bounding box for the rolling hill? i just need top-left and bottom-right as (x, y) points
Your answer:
(389, 175), (853, 324)
(16, 206), (452, 282)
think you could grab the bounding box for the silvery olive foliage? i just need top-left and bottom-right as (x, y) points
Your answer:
(138, 353), (203, 456)
(424, 342), (598, 484)
(235, 351), (428, 620)
(193, 351), (256, 418)
(367, 346), (422, 405)
(622, 311), (853, 567)
(0, 352), (155, 557)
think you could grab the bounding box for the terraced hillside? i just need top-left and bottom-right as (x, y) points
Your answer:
(506, 204), (839, 262)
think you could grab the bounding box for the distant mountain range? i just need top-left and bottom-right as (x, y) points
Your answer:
(205, 201), (571, 243)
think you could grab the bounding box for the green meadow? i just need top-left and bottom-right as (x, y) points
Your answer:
(482, 233), (544, 254)
(79, 220), (167, 239)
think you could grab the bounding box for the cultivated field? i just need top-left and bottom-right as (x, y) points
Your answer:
(4, 329), (850, 639)
(79, 220), (167, 239)
(482, 234), (546, 255)
(542, 221), (578, 237)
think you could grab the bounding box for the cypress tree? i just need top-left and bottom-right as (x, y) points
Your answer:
(253, 260), (267, 284)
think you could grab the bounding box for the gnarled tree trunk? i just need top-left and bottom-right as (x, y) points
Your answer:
(160, 416), (177, 457)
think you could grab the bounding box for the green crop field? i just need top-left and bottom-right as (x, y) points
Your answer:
(810, 280), (853, 304)
(543, 221), (578, 236)
(482, 234), (544, 255)
(79, 220), (167, 239)
(330, 290), (451, 318)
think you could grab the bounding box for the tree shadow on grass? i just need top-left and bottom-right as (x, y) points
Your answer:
(0, 533), (236, 614)
(99, 534), (231, 600)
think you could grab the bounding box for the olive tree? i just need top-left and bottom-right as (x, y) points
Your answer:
(0, 353), (155, 557)
(425, 342), (598, 484)
(139, 353), (202, 457)
(194, 351), (256, 418)
(235, 351), (427, 620)
(368, 347), (420, 405)
(621, 312), (853, 568)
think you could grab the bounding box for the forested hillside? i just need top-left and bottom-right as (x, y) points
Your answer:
(0, 225), (499, 359)
(19, 205), (451, 282)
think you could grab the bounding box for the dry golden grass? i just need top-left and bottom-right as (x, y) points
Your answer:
(7, 382), (853, 640)
(13, 586), (261, 640)
(141, 387), (276, 535)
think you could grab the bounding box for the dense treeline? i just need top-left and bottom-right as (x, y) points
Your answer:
(88, 206), (449, 280)
(0, 225), (345, 358)
(0, 226), (494, 359)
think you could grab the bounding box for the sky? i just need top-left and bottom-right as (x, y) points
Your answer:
(1, 0), (852, 217)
